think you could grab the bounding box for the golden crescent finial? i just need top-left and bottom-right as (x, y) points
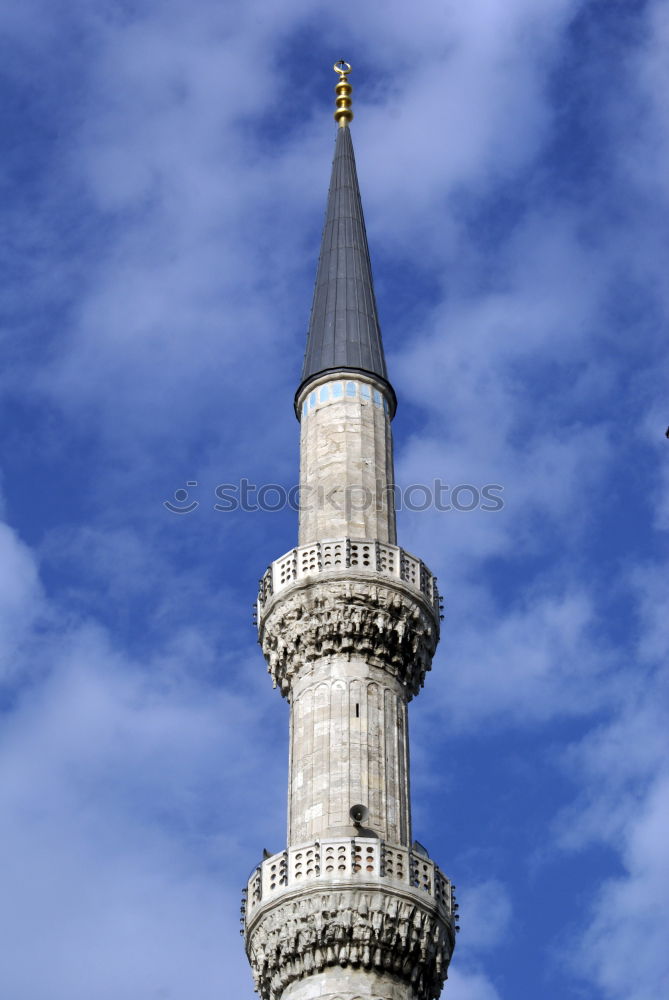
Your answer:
(334, 60), (352, 77)
(333, 60), (353, 127)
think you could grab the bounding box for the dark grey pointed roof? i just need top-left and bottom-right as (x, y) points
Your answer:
(296, 125), (396, 414)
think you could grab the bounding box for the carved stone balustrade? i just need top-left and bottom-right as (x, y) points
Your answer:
(258, 538), (441, 615)
(242, 838), (456, 1000)
(244, 838), (453, 923)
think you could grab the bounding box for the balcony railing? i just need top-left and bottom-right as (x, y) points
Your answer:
(242, 837), (454, 927)
(257, 538), (441, 614)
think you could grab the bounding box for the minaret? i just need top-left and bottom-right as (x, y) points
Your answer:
(243, 63), (457, 1000)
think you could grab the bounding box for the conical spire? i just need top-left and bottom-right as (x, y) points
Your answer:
(296, 64), (395, 414)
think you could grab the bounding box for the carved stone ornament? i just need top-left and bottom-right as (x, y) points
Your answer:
(283, 993), (410, 1000)
(246, 886), (453, 1000)
(258, 578), (439, 699)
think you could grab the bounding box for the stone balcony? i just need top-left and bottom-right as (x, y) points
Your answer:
(242, 837), (456, 931)
(256, 540), (443, 699)
(257, 538), (442, 615)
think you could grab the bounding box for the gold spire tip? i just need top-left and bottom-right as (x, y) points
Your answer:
(333, 60), (353, 128)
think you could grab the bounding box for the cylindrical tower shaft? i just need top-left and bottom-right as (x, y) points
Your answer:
(297, 374), (396, 545)
(288, 656), (411, 845)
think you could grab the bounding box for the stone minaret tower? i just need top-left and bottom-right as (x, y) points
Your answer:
(243, 62), (457, 1000)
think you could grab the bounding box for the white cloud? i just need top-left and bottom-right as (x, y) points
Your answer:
(0, 624), (276, 1000)
(0, 522), (44, 680)
(448, 965), (504, 1000)
(564, 740), (669, 1000)
(457, 879), (512, 952)
(0, 507), (280, 1000)
(552, 558), (669, 1000)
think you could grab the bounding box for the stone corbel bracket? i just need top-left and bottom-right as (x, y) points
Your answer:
(258, 572), (440, 699)
(245, 882), (454, 1000)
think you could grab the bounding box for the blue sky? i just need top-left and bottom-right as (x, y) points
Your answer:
(1, 1), (667, 998)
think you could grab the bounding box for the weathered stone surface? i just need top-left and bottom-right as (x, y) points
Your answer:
(281, 967), (418, 999)
(298, 375), (396, 546)
(258, 539), (440, 615)
(246, 885), (454, 1000)
(244, 839), (455, 925)
(287, 668), (411, 845)
(259, 577), (439, 700)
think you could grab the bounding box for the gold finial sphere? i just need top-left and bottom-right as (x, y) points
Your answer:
(333, 60), (353, 127)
